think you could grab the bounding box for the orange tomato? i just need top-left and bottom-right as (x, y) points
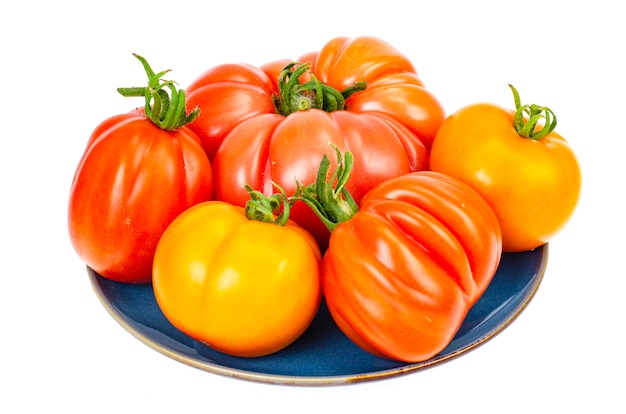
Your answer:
(296, 148), (502, 362)
(430, 86), (581, 252)
(152, 201), (322, 357)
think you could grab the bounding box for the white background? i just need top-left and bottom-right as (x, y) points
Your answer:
(2, 1), (623, 412)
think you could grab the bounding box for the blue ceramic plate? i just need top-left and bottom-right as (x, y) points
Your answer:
(89, 245), (548, 386)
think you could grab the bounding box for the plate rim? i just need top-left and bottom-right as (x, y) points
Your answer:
(88, 245), (549, 386)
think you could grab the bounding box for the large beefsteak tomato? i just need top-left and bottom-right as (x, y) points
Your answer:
(68, 55), (213, 283)
(186, 36), (445, 247)
(297, 148), (502, 362)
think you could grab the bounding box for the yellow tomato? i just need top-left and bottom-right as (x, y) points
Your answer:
(430, 87), (581, 252)
(152, 201), (321, 357)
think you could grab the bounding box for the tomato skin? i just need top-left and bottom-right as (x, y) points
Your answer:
(152, 201), (322, 358)
(322, 171), (502, 362)
(313, 36), (417, 90)
(430, 103), (581, 252)
(345, 84), (444, 149)
(68, 111), (213, 283)
(185, 63), (277, 159)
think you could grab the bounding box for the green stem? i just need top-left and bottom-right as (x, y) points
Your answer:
(293, 145), (359, 232)
(341, 81), (368, 101)
(117, 53), (199, 131)
(509, 84), (557, 140)
(273, 62), (367, 116)
(244, 183), (293, 226)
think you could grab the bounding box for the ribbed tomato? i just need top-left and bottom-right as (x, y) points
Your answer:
(186, 36), (445, 247)
(68, 55), (213, 283)
(297, 149), (502, 362)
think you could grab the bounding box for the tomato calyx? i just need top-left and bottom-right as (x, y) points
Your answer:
(117, 53), (200, 131)
(294, 145), (359, 232)
(273, 62), (367, 116)
(244, 183), (293, 226)
(509, 84), (558, 140)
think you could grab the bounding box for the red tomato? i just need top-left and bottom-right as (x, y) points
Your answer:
(187, 36), (445, 247)
(68, 55), (213, 283)
(297, 150), (502, 362)
(430, 85), (581, 252)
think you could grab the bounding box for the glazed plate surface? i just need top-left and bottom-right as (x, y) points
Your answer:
(89, 245), (548, 385)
